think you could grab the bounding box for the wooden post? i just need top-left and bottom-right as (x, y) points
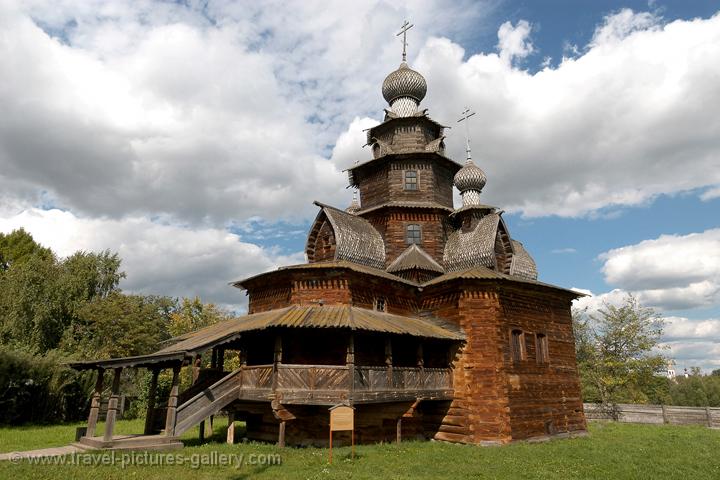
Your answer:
(707, 406), (713, 428)
(278, 420), (286, 448)
(661, 404), (669, 424)
(164, 364), (181, 437)
(143, 368), (160, 435)
(385, 337), (393, 388)
(396, 417), (402, 444)
(272, 334), (282, 391)
(227, 412), (235, 444)
(86, 369), (105, 438)
(217, 347), (226, 371)
(103, 368), (123, 442)
(347, 333), (355, 399)
(205, 415), (214, 439)
(192, 355), (201, 384)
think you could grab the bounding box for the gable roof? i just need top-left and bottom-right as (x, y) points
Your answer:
(306, 202), (386, 269)
(387, 244), (444, 274)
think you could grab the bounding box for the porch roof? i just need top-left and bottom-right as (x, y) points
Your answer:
(68, 305), (464, 371)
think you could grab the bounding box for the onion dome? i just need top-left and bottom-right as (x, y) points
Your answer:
(454, 160), (487, 193)
(454, 160), (487, 207)
(382, 62), (427, 117)
(346, 190), (360, 213)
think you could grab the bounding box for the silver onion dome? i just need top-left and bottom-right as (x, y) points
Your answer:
(454, 160), (487, 193)
(382, 62), (427, 104)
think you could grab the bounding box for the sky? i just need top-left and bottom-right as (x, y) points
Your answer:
(0, 0), (718, 371)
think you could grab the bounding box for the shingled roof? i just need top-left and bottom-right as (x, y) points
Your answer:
(305, 202), (386, 269)
(443, 213), (500, 272)
(509, 240), (538, 280)
(387, 244), (444, 274)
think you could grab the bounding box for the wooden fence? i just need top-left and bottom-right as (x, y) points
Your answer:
(584, 403), (720, 428)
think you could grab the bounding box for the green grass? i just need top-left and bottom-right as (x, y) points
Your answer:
(1, 420), (719, 479)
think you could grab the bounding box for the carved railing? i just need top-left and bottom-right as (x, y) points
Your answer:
(277, 364), (351, 391)
(353, 367), (452, 391)
(239, 364), (274, 390)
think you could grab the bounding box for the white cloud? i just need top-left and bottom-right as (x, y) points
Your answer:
(599, 228), (720, 310)
(663, 316), (720, 341)
(700, 185), (720, 201)
(0, 208), (303, 311)
(411, 9), (720, 217)
(497, 20), (533, 65)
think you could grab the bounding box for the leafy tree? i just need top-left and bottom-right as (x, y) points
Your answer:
(0, 232), (125, 353)
(0, 228), (53, 271)
(168, 296), (232, 338)
(573, 295), (668, 413)
(61, 292), (174, 359)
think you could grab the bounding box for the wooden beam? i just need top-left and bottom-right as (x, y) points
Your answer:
(272, 334), (282, 392)
(85, 369), (105, 438)
(164, 364), (181, 437)
(347, 333), (355, 399)
(103, 367), (122, 442)
(385, 338), (393, 388)
(143, 368), (160, 435)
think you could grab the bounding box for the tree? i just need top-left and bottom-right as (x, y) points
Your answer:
(61, 292), (174, 360)
(573, 295), (668, 413)
(0, 228), (53, 271)
(0, 232), (126, 353)
(168, 296), (233, 338)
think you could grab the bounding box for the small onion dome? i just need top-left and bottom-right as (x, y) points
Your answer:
(382, 62), (427, 104)
(453, 160), (487, 193)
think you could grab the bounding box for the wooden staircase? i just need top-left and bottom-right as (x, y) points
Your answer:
(172, 369), (244, 436)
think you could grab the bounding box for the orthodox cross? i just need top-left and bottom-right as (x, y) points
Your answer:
(396, 20), (414, 62)
(457, 107), (476, 163)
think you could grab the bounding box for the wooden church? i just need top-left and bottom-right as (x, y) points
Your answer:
(70, 31), (587, 450)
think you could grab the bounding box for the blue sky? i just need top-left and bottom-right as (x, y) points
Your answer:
(0, 0), (718, 370)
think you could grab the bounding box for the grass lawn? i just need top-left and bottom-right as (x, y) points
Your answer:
(0, 420), (718, 479)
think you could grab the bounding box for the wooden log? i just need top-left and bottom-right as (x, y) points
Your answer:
(396, 417), (402, 444)
(143, 368), (160, 435)
(278, 420), (286, 448)
(164, 365), (181, 437)
(103, 368), (122, 442)
(86, 369), (105, 438)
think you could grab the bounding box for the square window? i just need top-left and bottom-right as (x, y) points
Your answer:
(406, 224), (421, 244)
(404, 170), (418, 190)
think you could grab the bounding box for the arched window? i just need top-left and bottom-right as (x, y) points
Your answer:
(406, 224), (421, 244)
(404, 170), (418, 190)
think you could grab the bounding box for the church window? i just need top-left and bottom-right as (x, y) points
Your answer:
(404, 170), (418, 190)
(374, 297), (386, 312)
(406, 224), (421, 244)
(511, 329), (525, 362)
(536, 333), (549, 364)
